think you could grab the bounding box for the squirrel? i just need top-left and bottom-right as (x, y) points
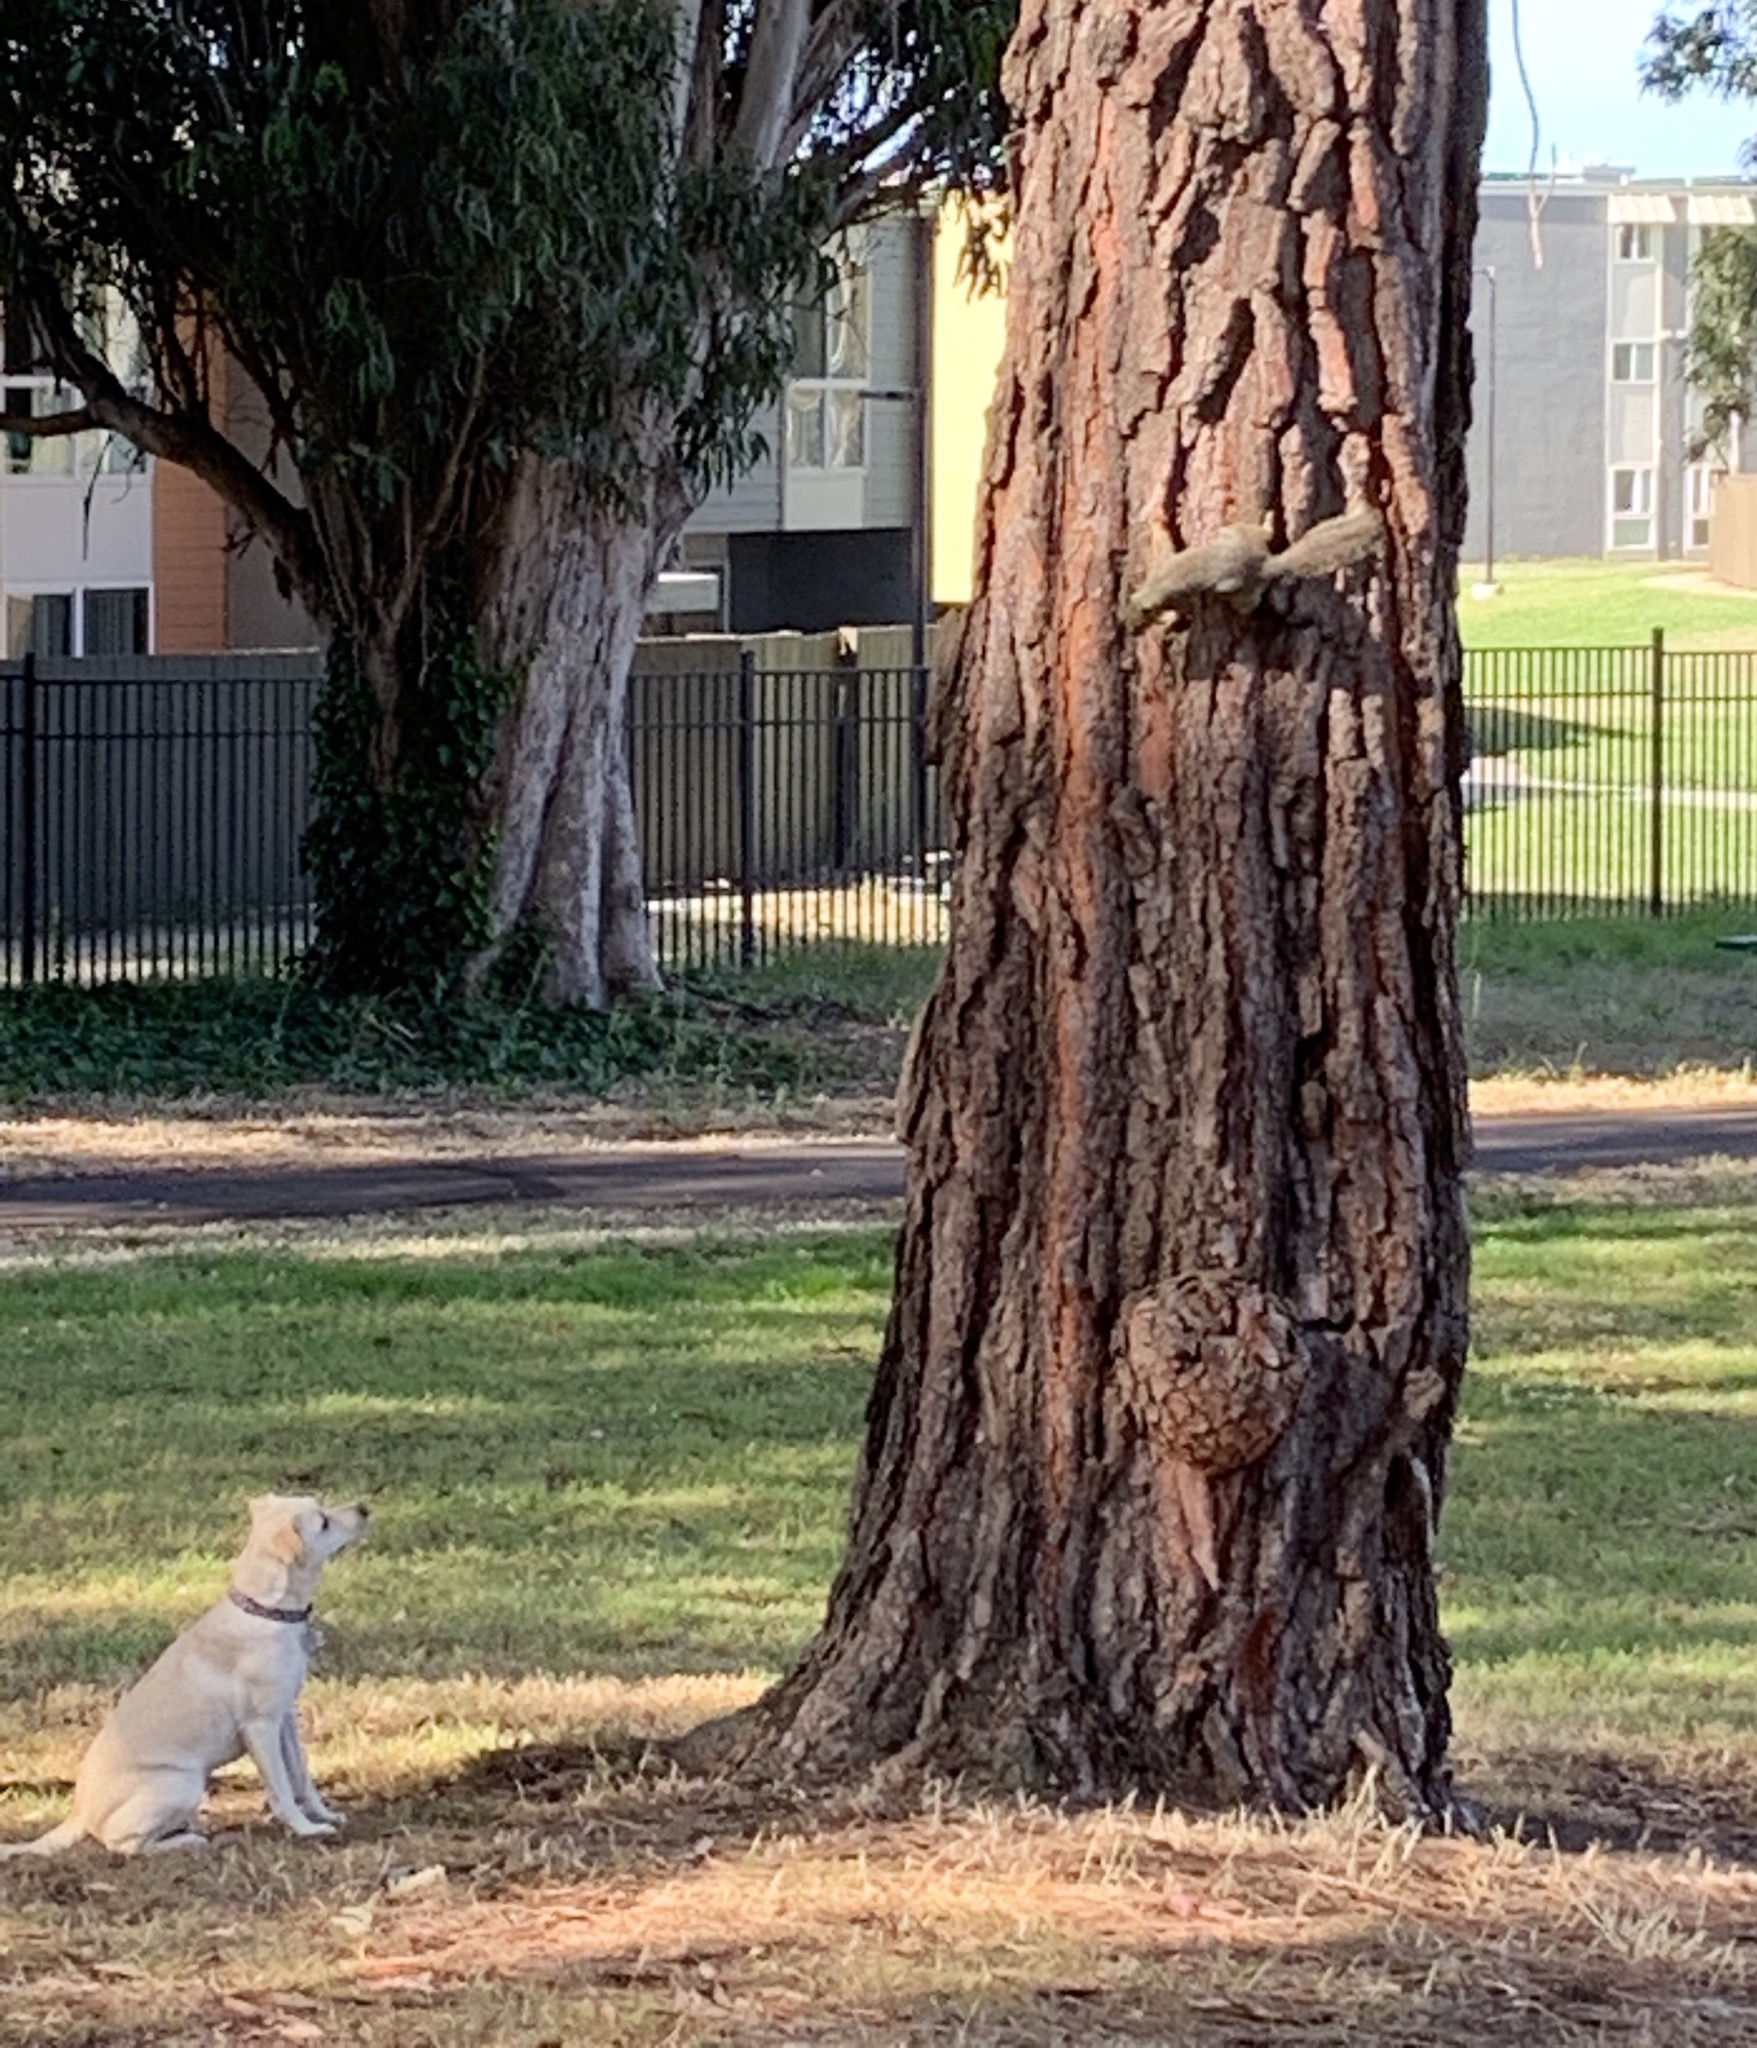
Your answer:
(1123, 507), (1387, 631)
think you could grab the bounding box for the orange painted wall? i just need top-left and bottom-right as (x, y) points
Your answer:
(151, 459), (229, 652)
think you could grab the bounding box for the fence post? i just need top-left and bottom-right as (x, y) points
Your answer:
(1649, 627), (1665, 919)
(738, 649), (756, 970)
(20, 650), (38, 988)
(910, 659), (929, 886)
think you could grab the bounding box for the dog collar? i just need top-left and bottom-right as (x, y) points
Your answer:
(229, 1588), (313, 1625)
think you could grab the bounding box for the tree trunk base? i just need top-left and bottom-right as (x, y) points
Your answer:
(476, 458), (675, 1009)
(674, 1689), (1473, 1832)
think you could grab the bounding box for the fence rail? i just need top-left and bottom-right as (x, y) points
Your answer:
(4, 637), (1757, 990)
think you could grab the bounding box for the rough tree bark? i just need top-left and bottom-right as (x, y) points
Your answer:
(719, 0), (1487, 1816)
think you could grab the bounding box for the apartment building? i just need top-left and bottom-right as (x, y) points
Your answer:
(2, 210), (931, 654)
(1467, 170), (1757, 565)
(14, 172), (1752, 653)
(2, 300), (154, 658)
(670, 211), (931, 635)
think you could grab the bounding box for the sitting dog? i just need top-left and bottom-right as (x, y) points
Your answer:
(1, 1494), (368, 1856)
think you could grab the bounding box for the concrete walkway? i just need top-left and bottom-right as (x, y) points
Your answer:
(5, 1107), (1757, 1232)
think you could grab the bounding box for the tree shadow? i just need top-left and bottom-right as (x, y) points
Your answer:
(1466, 704), (1604, 761)
(1469, 1746), (1757, 1868)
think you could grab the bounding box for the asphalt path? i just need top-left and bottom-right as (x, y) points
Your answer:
(4, 1107), (1757, 1232)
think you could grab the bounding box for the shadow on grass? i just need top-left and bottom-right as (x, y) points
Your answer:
(1466, 704), (1606, 761)
(1471, 1747), (1757, 1868)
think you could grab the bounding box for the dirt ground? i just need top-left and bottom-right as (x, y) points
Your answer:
(3, 1071), (1756, 1186)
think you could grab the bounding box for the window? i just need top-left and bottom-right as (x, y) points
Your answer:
(83, 587), (149, 655)
(4, 587), (148, 657)
(1610, 466), (1654, 549)
(5, 593), (73, 658)
(2, 292), (147, 477)
(1611, 341), (1656, 383)
(1687, 464), (1726, 550)
(785, 244), (871, 473)
(1616, 223), (1655, 262)
(3, 379), (79, 476)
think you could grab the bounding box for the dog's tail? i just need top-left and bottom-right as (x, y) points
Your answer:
(0, 1817), (86, 1859)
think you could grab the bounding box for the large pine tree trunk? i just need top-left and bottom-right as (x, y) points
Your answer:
(723, 0), (1486, 1816)
(475, 457), (686, 1008)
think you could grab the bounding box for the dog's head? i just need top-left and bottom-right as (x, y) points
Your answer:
(245, 1494), (370, 1576)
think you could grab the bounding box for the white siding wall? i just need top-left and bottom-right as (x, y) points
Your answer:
(687, 211), (920, 544)
(1, 473), (153, 595)
(689, 399), (784, 534)
(861, 216), (920, 531)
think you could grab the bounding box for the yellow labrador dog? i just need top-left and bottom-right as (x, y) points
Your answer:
(1, 1494), (368, 1857)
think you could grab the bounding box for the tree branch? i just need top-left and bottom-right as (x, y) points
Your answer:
(818, 100), (930, 225)
(668, 0), (706, 158)
(682, 0), (728, 165)
(730, 0), (814, 166)
(0, 406), (97, 439)
(25, 283), (325, 613)
(792, 0), (874, 128)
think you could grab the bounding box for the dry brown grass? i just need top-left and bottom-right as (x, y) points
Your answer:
(4, 1675), (1756, 2047)
(0, 1100), (902, 1182)
(1471, 1071), (1757, 1116)
(6, 1071), (1757, 1193)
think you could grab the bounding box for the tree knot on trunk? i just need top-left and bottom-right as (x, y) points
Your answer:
(1120, 1275), (1305, 1475)
(1122, 509), (1388, 632)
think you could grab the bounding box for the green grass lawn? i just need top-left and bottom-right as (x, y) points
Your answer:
(2, 1194), (1753, 1766)
(0, 1231), (892, 1698)
(1460, 557), (1757, 652)
(1456, 1176), (1757, 1745)
(3, 1200), (1755, 2046)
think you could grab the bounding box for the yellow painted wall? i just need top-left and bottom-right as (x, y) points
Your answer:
(931, 203), (1010, 606)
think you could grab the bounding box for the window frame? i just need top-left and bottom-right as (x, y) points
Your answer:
(1686, 462), (1727, 551)
(784, 237), (873, 477)
(1610, 340), (1657, 385)
(1608, 464), (1656, 550)
(4, 582), (151, 658)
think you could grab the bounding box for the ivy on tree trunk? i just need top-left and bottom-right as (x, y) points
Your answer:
(699, 0), (1487, 1818)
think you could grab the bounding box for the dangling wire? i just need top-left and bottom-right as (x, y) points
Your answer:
(1511, 0), (1551, 269)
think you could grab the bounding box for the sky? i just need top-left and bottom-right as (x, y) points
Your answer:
(1484, 0), (1757, 180)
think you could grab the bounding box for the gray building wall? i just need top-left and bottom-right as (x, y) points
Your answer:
(681, 212), (926, 633)
(1464, 188), (1609, 564)
(691, 399), (784, 534)
(1465, 175), (1757, 565)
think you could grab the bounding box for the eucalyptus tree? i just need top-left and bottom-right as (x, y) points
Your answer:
(0, 0), (1011, 1001)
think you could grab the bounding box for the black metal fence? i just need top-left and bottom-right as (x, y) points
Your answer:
(5, 637), (1757, 989)
(1464, 634), (1757, 918)
(0, 652), (946, 989)
(634, 656), (943, 973)
(1, 654), (319, 987)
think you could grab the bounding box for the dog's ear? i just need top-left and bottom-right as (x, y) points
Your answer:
(262, 1516), (306, 1565)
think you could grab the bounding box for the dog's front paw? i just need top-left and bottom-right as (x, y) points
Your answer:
(309, 1803), (345, 1828)
(289, 1818), (339, 1840)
